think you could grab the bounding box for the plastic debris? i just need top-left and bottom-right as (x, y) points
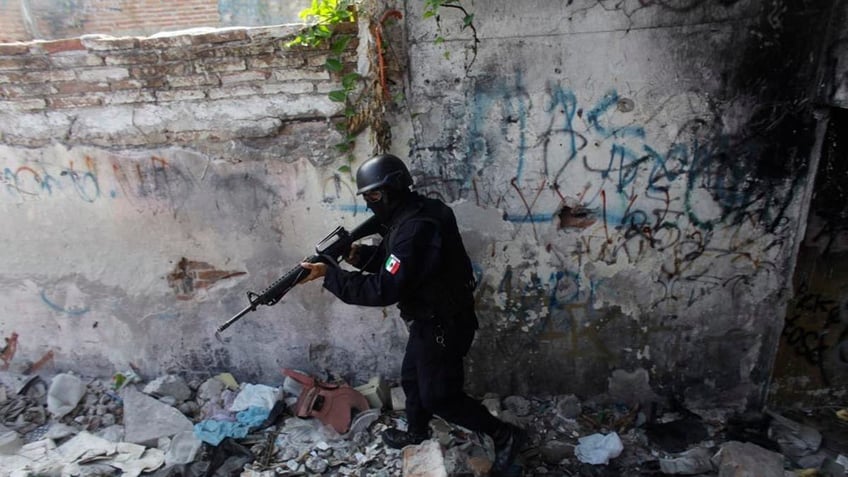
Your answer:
(575, 432), (623, 465)
(46, 373), (85, 418)
(112, 370), (140, 391)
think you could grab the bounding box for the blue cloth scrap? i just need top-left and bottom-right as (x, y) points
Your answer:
(193, 406), (271, 446)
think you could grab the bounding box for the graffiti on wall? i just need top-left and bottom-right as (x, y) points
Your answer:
(781, 284), (848, 386)
(1, 153), (195, 213)
(1, 150), (295, 222)
(407, 74), (808, 342)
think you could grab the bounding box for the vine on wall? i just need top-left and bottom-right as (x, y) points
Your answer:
(423, 0), (478, 70)
(288, 0), (477, 173)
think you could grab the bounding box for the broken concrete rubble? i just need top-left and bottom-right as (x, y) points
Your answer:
(0, 369), (842, 476)
(123, 387), (194, 445)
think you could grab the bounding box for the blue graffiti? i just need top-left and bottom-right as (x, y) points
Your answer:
(3, 163), (100, 203)
(40, 290), (89, 316)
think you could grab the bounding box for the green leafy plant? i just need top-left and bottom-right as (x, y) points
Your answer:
(423, 0), (478, 69)
(288, 0), (361, 173)
(287, 1), (408, 177)
(287, 0), (357, 48)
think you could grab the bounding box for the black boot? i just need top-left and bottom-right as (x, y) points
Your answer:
(491, 423), (528, 476)
(381, 428), (431, 449)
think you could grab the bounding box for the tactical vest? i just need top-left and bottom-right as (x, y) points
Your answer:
(386, 195), (477, 325)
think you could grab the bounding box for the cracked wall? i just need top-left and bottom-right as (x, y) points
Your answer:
(0, 22), (410, 388)
(400, 0), (843, 410)
(0, 0), (845, 411)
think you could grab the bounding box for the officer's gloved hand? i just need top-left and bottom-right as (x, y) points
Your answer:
(345, 244), (362, 267)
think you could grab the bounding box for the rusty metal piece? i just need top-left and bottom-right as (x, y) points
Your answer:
(0, 332), (19, 370)
(24, 350), (55, 374)
(282, 368), (371, 434)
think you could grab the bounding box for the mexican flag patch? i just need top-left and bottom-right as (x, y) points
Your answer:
(384, 254), (401, 275)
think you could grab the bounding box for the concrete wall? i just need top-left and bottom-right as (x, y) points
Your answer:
(401, 0), (839, 411)
(0, 0), (844, 410)
(0, 22), (408, 386)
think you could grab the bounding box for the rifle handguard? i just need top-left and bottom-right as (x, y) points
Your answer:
(214, 215), (385, 336)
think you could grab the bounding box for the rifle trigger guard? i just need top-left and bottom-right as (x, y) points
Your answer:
(317, 253), (339, 268)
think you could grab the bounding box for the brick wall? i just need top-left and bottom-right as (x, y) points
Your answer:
(0, 23), (358, 150)
(0, 1), (29, 43)
(80, 0), (221, 38)
(1, 0), (221, 42)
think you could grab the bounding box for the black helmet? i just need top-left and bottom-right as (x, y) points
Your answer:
(355, 154), (413, 194)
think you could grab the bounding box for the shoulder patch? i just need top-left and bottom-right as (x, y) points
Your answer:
(384, 254), (401, 275)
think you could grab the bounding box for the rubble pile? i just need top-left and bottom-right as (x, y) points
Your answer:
(0, 369), (844, 476)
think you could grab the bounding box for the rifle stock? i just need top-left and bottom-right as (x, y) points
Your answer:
(215, 215), (384, 335)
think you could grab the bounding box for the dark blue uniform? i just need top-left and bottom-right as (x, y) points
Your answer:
(323, 192), (502, 437)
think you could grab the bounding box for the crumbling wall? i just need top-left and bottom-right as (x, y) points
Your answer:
(0, 22), (411, 387)
(1, 0), (844, 411)
(399, 0), (839, 411)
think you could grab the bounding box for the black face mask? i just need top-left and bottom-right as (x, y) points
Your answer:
(366, 189), (407, 223)
(366, 192), (394, 223)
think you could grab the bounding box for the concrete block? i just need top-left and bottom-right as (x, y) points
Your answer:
(711, 441), (784, 477)
(402, 439), (447, 477)
(390, 386), (406, 411)
(354, 376), (390, 409)
(0, 428), (22, 455)
(122, 387), (193, 445)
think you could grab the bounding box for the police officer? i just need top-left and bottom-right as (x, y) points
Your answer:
(299, 154), (526, 475)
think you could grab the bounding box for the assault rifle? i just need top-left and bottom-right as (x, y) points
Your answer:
(215, 215), (383, 341)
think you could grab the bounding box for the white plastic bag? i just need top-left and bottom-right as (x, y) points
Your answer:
(46, 373), (86, 418)
(575, 432), (623, 464)
(229, 383), (280, 412)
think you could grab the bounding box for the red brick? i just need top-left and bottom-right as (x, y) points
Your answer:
(139, 35), (193, 50)
(109, 79), (146, 90)
(221, 70), (268, 85)
(184, 260), (213, 271)
(246, 25), (301, 42)
(195, 270), (245, 281)
(168, 75), (219, 88)
(47, 95), (104, 109)
(0, 56), (49, 71)
(49, 53), (105, 68)
(0, 83), (55, 98)
(39, 38), (85, 54)
(0, 72), (24, 83)
(54, 82), (111, 94)
(191, 29), (248, 45)
(194, 58), (245, 74)
(81, 35), (140, 51)
(104, 51), (160, 65)
(159, 49), (195, 62)
(0, 43), (30, 55)
(130, 63), (192, 79)
(142, 77), (168, 88)
(0, 98), (46, 111)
